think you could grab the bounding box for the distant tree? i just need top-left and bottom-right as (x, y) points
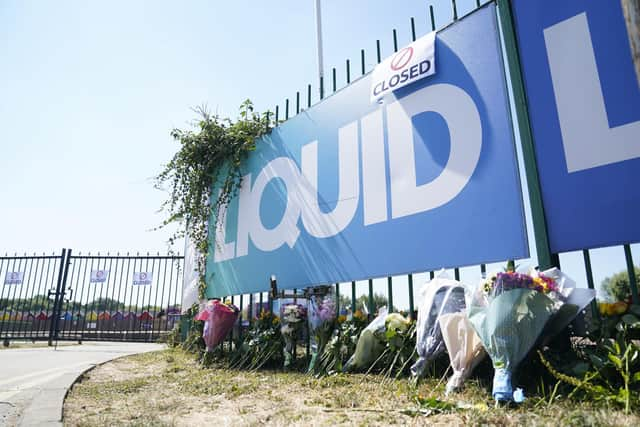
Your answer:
(0, 294), (51, 312)
(27, 295), (51, 312)
(601, 267), (640, 302)
(353, 293), (394, 314)
(337, 293), (392, 313)
(84, 297), (125, 312)
(140, 304), (162, 313)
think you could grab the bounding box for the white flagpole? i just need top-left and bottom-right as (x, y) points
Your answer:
(314, 0), (325, 97)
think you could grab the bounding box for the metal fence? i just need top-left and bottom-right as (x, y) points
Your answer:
(0, 249), (183, 344)
(217, 0), (640, 328)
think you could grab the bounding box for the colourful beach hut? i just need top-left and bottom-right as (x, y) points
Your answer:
(86, 311), (98, 322)
(124, 311), (137, 320)
(35, 311), (48, 321)
(138, 311), (153, 321)
(97, 311), (111, 321)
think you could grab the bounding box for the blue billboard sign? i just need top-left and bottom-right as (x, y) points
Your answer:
(512, 0), (640, 252)
(206, 4), (528, 296)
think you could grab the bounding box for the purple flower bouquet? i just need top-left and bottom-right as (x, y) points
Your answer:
(307, 287), (337, 374)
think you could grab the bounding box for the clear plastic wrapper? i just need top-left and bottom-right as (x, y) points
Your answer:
(540, 268), (596, 339)
(195, 300), (239, 352)
(411, 273), (466, 379)
(280, 302), (307, 368)
(439, 312), (485, 394)
(343, 307), (388, 372)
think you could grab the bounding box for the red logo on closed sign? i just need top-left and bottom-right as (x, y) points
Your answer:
(390, 47), (414, 71)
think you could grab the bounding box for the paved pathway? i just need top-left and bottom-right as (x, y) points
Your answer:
(0, 341), (165, 426)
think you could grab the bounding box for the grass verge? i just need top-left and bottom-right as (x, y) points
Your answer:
(63, 348), (639, 426)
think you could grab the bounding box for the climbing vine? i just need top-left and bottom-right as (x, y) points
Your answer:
(155, 100), (272, 298)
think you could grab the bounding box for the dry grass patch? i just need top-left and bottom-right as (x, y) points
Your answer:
(64, 348), (640, 426)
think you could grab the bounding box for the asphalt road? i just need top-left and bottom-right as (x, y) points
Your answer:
(0, 341), (164, 426)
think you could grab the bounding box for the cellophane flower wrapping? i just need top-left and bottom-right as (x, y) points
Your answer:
(196, 300), (239, 352)
(344, 307), (388, 372)
(280, 302), (307, 368)
(468, 269), (571, 402)
(438, 312), (485, 394)
(307, 287), (337, 373)
(411, 273), (466, 379)
(539, 268), (595, 339)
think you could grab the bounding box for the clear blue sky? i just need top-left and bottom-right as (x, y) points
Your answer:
(0, 0), (636, 305)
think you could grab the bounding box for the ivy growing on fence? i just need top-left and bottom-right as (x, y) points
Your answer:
(155, 100), (272, 298)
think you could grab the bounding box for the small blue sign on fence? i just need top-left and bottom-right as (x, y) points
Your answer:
(512, 0), (640, 253)
(206, 4), (528, 296)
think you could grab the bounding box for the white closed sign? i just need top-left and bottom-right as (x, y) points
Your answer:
(90, 269), (109, 283)
(370, 31), (436, 102)
(4, 272), (23, 285)
(133, 272), (152, 286)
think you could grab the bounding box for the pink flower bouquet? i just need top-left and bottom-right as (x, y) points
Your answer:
(196, 299), (239, 352)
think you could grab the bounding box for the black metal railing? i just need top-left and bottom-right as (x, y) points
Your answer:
(0, 249), (184, 344)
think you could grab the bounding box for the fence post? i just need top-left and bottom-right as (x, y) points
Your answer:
(408, 274), (414, 319)
(351, 281), (356, 316)
(496, 0), (559, 270)
(368, 279), (374, 319)
(582, 250), (600, 320)
(48, 248), (69, 346)
(624, 244), (639, 304)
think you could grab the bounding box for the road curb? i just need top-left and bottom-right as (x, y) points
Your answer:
(4, 344), (166, 426)
(60, 349), (166, 424)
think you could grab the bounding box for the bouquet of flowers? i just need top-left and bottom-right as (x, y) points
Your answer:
(231, 310), (283, 370)
(438, 312), (485, 394)
(344, 307), (388, 372)
(379, 312), (416, 379)
(280, 302), (307, 369)
(195, 299), (239, 352)
(468, 268), (570, 403)
(344, 309), (415, 379)
(316, 309), (368, 375)
(411, 273), (466, 380)
(307, 287), (337, 374)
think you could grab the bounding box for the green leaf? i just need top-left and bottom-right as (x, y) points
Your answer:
(570, 362), (590, 376)
(622, 314), (640, 328)
(614, 341), (622, 354)
(633, 371), (640, 383)
(415, 396), (456, 412)
(608, 354), (623, 369)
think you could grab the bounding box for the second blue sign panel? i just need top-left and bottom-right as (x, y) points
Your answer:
(206, 4), (528, 296)
(512, 0), (640, 252)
